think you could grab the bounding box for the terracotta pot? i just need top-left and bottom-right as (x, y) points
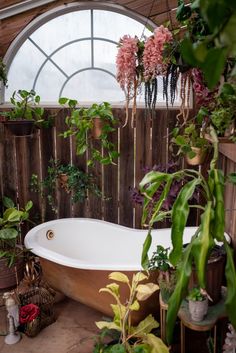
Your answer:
(185, 147), (206, 166)
(91, 117), (104, 139)
(3, 120), (34, 136)
(58, 173), (69, 192)
(188, 298), (208, 321)
(0, 257), (25, 290)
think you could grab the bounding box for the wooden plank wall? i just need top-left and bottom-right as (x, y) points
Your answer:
(219, 147), (236, 250)
(0, 108), (182, 230)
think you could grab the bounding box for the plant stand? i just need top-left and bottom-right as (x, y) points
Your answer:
(178, 287), (227, 353)
(159, 293), (168, 343)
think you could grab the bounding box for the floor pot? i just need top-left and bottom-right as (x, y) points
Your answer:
(185, 147), (206, 166)
(0, 257), (25, 290)
(188, 298), (208, 321)
(3, 120), (35, 136)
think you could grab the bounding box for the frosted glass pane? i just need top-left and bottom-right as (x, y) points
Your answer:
(35, 61), (66, 101)
(52, 40), (91, 76)
(62, 70), (125, 102)
(5, 39), (45, 101)
(93, 10), (152, 42)
(94, 40), (116, 75)
(30, 10), (91, 55)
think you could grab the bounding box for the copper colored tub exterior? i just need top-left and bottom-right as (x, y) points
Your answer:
(24, 219), (201, 321)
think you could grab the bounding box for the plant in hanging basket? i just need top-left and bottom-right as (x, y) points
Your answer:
(59, 98), (119, 166)
(1, 89), (45, 136)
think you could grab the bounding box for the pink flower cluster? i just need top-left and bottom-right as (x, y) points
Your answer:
(116, 35), (139, 96)
(191, 68), (217, 108)
(143, 25), (173, 81)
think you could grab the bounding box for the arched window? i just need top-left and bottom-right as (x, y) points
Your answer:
(3, 3), (154, 104)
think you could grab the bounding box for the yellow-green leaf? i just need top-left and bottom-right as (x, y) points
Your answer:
(131, 315), (159, 336)
(130, 300), (140, 311)
(109, 272), (129, 284)
(107, 283), (120, 297)
(95, 321), (121, 331)
(133, 272), (148, 283)
(136, 283), (159, 301)
(99, 288), (119, 302)
(143, 333), (169, 353)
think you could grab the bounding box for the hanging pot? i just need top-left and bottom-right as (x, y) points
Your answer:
(91, 117), (104, 139)
(185, 147), (206, 166)
(0, 257), (25, 290)
(58, 173), (69, 192)
(3, 120), (35, 136)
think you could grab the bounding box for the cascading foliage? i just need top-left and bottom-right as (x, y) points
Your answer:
(140, 127), (236, 344)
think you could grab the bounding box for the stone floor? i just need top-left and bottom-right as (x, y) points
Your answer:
(0, 298), (102, 353)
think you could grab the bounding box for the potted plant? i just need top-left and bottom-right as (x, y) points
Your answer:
(94, 271), (169, 353)
(173, 123), (210, 165)
(59, 98), (119, 166)
(1, 89), (44, 136)
(0, 196), (33, 289)
(148, 245), (176, 304)
(187, 287), (208, 322)
(140, 127), (236, 344)
(30, 159), (102, 215)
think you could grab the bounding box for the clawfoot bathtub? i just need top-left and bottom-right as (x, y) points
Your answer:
(25, 218), (197, 322)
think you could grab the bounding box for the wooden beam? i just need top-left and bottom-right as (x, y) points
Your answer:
(0, 0), (58, 19)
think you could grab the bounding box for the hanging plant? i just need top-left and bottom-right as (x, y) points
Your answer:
(116, 35), (144, 127)
(143, 25), (173, 113)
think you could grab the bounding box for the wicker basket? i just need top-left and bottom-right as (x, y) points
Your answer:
(18, 286), (55, 337)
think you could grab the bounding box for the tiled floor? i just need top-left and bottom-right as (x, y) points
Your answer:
(0, 298), (102, 353)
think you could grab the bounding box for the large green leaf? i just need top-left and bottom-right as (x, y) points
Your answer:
(202, 48), (227, 90)
(224, 240), (236, 329)
(0, 228), (18, 240)
(166, 242), (194, 344)
(219, 13), (236, 56)
(136, 283), (159, 301)
(109, 272), (129, 284)
(141, 229), (152, 270)
(3, 208), (22, 222)
(110, 344), (126, 353)
(200, 0), (230, 32)
(2, 197), (14, 209)
(192, 202), (214, 289)
(169, 178), (201, 266)
(142, 333), (169, 353)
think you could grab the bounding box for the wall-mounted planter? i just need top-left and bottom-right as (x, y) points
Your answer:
(3, 120), (34, 136)
(91, 117), (104, 139)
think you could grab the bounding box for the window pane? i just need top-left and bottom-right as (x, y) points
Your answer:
(93, 10), (152, 42)
(35, 61), (66, 101)
(30, 10), (91, 55)
(62, 70), (125, 102)
(5, 39), (45, 100)
(94, 40), (117, 75)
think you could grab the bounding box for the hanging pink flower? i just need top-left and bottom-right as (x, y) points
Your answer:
(143, 25), (173, 81)
(191, 68), (218, 108)
(116, 35), (139, 98)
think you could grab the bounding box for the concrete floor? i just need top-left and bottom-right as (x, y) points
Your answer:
(0, 298), (103, 353)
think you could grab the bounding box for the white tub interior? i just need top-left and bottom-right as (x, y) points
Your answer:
(25, 218), (199, 270)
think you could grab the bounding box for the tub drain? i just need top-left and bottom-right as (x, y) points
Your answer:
(46, 230), (54, 240)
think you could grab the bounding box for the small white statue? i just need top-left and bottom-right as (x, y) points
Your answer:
(3, 292), (21, 345)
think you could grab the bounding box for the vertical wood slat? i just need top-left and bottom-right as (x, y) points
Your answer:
(1, 136), (17, 202)
(55, 109), (72, 218)
(119, 109), (134, 227)
(135, 109), (152, 228)
(103, 108), (120, 224)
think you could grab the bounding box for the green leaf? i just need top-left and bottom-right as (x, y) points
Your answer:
(202, 48), (227, 90)
(107, 283), (120, 297)
(141, 230), (152, 270)
(219, 13), (236, 56)
(2, 197), (14, 208)
(136, 283), (159, 301)
(223, 240), (236, 329)
(131, 315), (159, 336)
(130, 300), (140, 311)
(169, 178), (201, 266)
(110, 344), (126, 353)
(58, 97), (68, 105)
(3, 208), (22, 222)
(228, 173), (236, 184)
(180, 38), (199, 68)
(25, 200), (33, 212)
(109, 272), (129, 284)
(133, 272), (148, 283)
(0, 228), (18, 240)
(133, 344), (150, 353)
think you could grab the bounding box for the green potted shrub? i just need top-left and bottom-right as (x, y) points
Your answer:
(148, 245), (176, 304)
(1, 89), (44, 136)
(30, 159), (102, 215)
(187, 287), (208, 322)
(59, 98), (119, 166)
(173, 123), (210, 165)
(94, 271), (169, 353)
(0, 196), (33, 289)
